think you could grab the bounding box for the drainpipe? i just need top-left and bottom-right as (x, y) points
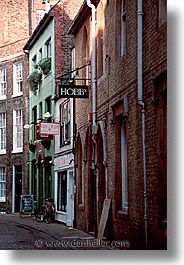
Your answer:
(86, 0), (97, 130)
(137, 0), (148, 249)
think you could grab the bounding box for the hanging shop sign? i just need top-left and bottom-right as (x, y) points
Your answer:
(59, 85), (89, 98)
(39, 122), (60, 135)
(35, 124), (53, 140)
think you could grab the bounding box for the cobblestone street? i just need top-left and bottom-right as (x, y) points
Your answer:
(0, 214), (121, 250)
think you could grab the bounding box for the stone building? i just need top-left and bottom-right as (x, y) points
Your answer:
(0, 0), (46, 212)
(68, 0), (167, 249)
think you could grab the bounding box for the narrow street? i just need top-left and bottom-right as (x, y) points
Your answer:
(0, 214), (120, 250)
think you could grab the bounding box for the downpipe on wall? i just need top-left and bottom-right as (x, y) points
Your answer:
(137, 0), (148, 249)
(86, 0), (98, 234)
(86, 0), (97, 131)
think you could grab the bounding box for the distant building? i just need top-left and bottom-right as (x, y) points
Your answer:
(69, 0), (167, 249)
(0, 0), (46, 213)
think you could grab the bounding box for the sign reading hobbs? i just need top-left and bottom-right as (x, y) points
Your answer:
(59, 85), (89, 98)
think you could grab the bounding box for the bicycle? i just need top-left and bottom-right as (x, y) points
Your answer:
(34, 197), (55, 224)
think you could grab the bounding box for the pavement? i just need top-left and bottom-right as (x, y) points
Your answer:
(0, 213), (122, 250)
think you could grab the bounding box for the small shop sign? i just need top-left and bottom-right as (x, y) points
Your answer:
(39, 122), (60, 135)
(59, 85), (89, 98)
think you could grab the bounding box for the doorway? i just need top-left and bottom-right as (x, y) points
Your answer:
(14, 165), (22, 212)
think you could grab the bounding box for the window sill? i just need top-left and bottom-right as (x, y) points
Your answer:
(0, 150), (6, 154)
(12, 93), (23, 98)
(97, 72), (106, 86)
(59, 141), (71, 148)
(0, 197), (6, 203)
(12, 149), (23, 154)
(56, 211), (67, 215)
(78, 204), (85, 211)
(0, 96), (6, 100)
(116, 209), (129, 221)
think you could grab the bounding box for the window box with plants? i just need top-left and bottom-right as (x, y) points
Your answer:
(26, 70), (42, 92)
(39, 58), (51, 75)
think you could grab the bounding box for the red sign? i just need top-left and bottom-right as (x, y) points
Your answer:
(39, 122), (60, 135)
(35, 125), (53, 140)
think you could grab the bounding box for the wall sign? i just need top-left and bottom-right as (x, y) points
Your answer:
(59, 85), (89, 98)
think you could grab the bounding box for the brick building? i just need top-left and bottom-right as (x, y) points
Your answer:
(0, 0), (46, 212)
(69, 0), (167, 249)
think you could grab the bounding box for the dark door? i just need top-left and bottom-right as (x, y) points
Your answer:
(15, 165), (22, 212)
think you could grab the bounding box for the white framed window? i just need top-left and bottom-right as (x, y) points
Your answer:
(121, 120), (128, 212)
(13, 109), (23, 152)
(13, 62), (23, 97)
(36, 9), (45, 25)
(0, 167), (6, 202)
(60, 100), (71, 146)
(121, 0), (126, 56)
(0, 112), (6, 153)
(0, 67), (7, 99)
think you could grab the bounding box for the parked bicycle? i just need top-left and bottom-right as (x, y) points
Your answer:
(34, 197), (55, 224)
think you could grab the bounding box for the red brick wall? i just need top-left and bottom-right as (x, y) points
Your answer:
(73, 0), (167, 249)
(0, 0), (45, 211)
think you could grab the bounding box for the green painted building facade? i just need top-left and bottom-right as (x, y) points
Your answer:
(24, 12), (55, 208)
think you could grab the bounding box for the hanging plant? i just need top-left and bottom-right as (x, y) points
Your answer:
(39, 58), (51, 75)
(26, 70), (42, 92)
(29, 142), (36, 153)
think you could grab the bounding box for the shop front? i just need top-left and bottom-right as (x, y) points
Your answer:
(54, 152), (75, 226)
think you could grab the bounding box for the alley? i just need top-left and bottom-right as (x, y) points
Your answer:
(0, 214), (121, 250)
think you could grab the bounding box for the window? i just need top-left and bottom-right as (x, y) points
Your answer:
(60, 101), (71, 146)
(121, 0), (126, 56)
(39, 102), (43, 119)
(82, 28), (89, 85)
(116, 0), (127, 59)
(154, 72), (167, 227)
(120, 120), (128, 211)
(0, 67), (6, 99)
(71, 47), (75, 78)
(13, 62), (23, 96)
(36, 9), (45, 25)
(46, 38), (51, 58)
(39, 48), (43, 61)
(32, 106), (37, 140)
(32, 55), (37, 70)
(0, 113), (6, 152)
(45, 96), (52, 121)
(114, 98), (129, 213)
(159, 0), (167, 26)
(13, 109), (23, 152)
(57, 171), (67, 212)
(0, 167), (6, 202)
